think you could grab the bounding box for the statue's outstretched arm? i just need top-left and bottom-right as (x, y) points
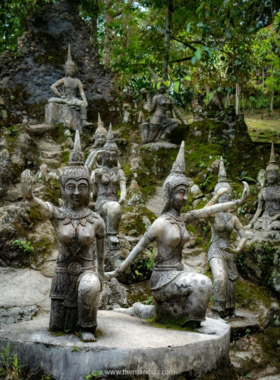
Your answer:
(205, 187), (229, 207)
(244, 192), (264, 229)
(170, 97), (187, 125)
(78, 80), (87, 106)
(21, 170), (54, 219)
(119, 170), (126, 204)
(50, 79), (64, 98)
(86, 150), (106, 171)
(224, 217), (247, 254)
(95, 219), (109, 281)
(185, 182), (249, 224)
(106, 223), (158, 278)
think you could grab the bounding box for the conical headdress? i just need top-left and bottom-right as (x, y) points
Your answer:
(214, 156), (231, 193)
(94, 113), (107, 137)
(266, 142), (279, 171)
(161, 141), (189, 214)
(65, 44), (76, 66)
(103, 124), (120, 154)
(148, 65), (165, 89)
(60, 131), (90, 188)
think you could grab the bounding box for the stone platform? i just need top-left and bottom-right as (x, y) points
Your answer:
(0, 311), (230, 380)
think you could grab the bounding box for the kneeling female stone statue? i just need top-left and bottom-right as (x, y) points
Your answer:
(21, 131), (108, 342)
(107, 142), (249, 326)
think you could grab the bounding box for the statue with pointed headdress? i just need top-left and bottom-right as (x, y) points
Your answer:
(91, 124), (126, 244)
(139, 66), (187, 144)
(48, 44), (91, 128)
(21, 131), (108, 342)
(85, 113), (107, 171)
(106, 142), (249, 326)
(205, 156), (247, 319)
(245, 143), (280, 230)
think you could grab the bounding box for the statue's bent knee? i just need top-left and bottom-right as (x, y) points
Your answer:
(78, 272), (101, 309)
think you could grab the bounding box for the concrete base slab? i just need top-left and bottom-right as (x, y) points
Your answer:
(0, 312), (230, 380)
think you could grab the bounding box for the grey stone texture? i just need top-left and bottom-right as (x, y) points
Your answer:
(45, 103), (82, 131)
(0, 0), (113, 126)
(0, 312), (230, 380)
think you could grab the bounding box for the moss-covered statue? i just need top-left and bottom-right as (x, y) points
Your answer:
(139, 67), (187, 144)
(92, 124), (126, 245)
(107, 142), (249, 326)
(85, 113), (107, 171)
(21, 131), (108, 342)
(48, 45), (91, 128)
(206, 157), (247, 319)
(246, 143), (280, 231)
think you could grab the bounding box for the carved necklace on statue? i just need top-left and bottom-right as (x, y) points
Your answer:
(217, 211), (232, 224)
(165, 212), (185, 239)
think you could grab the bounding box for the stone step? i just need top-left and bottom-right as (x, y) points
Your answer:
(41, 150), (61, 159)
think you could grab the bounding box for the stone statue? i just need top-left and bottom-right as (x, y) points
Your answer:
(139, 67), (187, 144)
(0, 148), (13, 197)
(46, 45), (91, 131)
(205, 157), (247, 319)
(245, 143), (280, 230)
(85, 113), (107, 171)
(106, 142), (249, 326)
(92, 124), (126, 244)
(21, 131), (108, 342)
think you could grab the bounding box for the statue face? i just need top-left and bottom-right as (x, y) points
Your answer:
(159, 85), (166, 94)
(65, 179), (89, 207)
(65, 63), (76, 77)
(95, 133), (107, 147)
(171, 185), (188, 211)
(266, 169), (279, 185)
(103, 151), (118, 168)
(219, 188), (232, 203)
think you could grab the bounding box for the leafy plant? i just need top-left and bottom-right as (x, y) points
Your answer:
(71, 346), (82, 353)
(0, 341), (26, 379)
(12, 240), (34, 253)
(87, 370), (103, 379)
(236, 171), (256, 183)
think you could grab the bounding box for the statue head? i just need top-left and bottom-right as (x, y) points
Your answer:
(266, 143), (280, 185)
(59, 131), (91, 208)
(158, 83), (166, 94)
(102, 124), (120, 168)
(94, 113), (107, 148)
(162, 141), (189, 214)
(214, 156), (232, 203)
(64, 44), (77, 77)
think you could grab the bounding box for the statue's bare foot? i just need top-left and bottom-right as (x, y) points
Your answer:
(80, 327), (96, 342)
(234, 312), (244, 318)
(108, 234), (119, 243)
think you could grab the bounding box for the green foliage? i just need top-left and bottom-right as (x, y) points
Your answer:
(86, 370), (103, 379)
(71, 346), (82, 353)
(12, 239), (34, 253)
(0, 341), (26, 379)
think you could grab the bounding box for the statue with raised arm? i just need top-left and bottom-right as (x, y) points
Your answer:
(21, 131), (108, 342)
(245, 143), (280, 231)
(85, 113), (107, 171)
(106, 142), (249, 326)
(91, 124), (126, 245)
(46, 44), (91, 130)
(139, 67), (187, 144)
(205, 157), (247, 319)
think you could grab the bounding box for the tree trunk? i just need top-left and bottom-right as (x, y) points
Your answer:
(103, 0), (114, 66)
(227, 92), (230, 107)
(163, 0), (173, 81)
(235, 83), (240, 115)
(270, 92), (274, 113)
(91, 0), (99, 48)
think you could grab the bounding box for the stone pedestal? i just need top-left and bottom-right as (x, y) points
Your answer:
(45, 103), (81, 132)
(0, 311), (230, 380)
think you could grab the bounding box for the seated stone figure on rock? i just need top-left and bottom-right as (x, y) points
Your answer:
(205, 157), (247, 319)
(46, 45), (91, 130)
(91, 124), (126, 245)
(246, 143), (280, 231)
(85, 113), (107, 171)
(21, 131), (108, 342)
(107, 142), (249, 327)
(139, 66), (187, 144)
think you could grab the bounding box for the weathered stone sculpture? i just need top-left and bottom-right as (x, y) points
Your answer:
(92, 124), (126, 244)
(139, 67), (187, 144)
(107, 142), (249, 326)
(85, 113), (107, 170)
(21, 131), (107, 342)
(206, 157), (247, 319)
(0, 148), (13, 197)
(45, 45), (91, 132)
(246, 143), (280, 230)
